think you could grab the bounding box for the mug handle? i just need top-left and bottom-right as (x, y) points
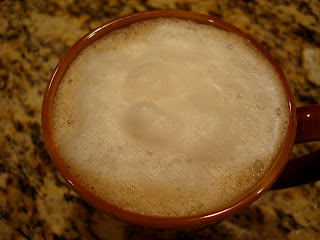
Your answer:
(272, 104), (320, 189)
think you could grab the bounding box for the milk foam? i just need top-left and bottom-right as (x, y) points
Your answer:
(53, 19), (289, 216)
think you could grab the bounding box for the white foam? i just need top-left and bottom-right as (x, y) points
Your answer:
(53, 18), (289, 217)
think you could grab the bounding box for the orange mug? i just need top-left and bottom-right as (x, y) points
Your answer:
(42, 10), (320, 229)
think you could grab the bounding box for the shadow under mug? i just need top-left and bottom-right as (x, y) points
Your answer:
(42, 10), (320, 229)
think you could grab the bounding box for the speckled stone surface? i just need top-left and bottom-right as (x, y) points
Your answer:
(1, 0), (320, 239)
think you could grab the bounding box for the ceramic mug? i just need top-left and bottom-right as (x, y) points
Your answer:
(42, 10), (320, 229)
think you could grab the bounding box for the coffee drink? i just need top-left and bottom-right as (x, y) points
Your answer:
(53, 18), (289, 217)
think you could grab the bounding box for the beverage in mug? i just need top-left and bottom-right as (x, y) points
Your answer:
(52, 18), (289, 217)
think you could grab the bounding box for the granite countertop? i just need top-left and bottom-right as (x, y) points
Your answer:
(1, 0), (320, 239)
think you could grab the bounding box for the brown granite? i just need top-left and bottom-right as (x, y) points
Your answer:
(0, 0), (319, 239)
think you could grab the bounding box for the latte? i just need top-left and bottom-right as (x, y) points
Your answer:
(53, 18), (289, 217)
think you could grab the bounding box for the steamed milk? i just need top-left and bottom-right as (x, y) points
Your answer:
(53, 19), (289, 216)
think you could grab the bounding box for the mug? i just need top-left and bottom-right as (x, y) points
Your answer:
(42, 10), (320, 229)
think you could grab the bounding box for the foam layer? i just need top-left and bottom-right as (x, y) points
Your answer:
(53, 18), (289, 217)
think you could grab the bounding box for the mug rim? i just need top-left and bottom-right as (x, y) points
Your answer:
(42, 10), (297, 228)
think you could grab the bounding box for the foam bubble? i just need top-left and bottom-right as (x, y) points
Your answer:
(53, 18), (289, 217)
(253, 159), (265, 173)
